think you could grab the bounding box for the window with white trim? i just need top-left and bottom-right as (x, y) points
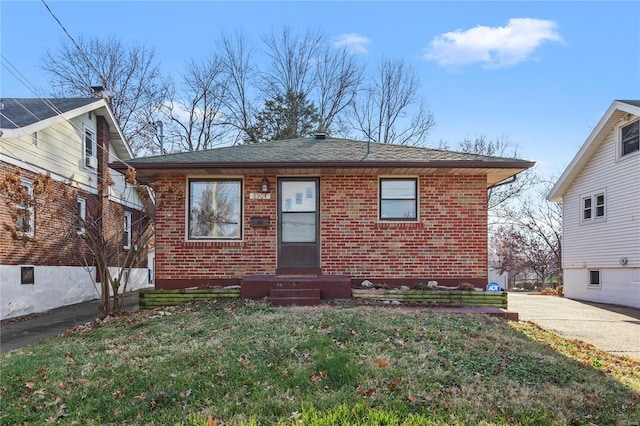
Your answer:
(84, 125), (97, 169)
(188, 178), (242, 239)
(620, 119), (639, 157)
(76, 197), (86, 235)
(123, 211), (132, 250)
(581, 192), (605, 223)
(588, 270), (601, 288)
(17, 180), (35, 237)
(379, 178), (418, 221)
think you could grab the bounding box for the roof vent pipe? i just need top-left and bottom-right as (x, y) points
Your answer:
(315, 132), (326, 140)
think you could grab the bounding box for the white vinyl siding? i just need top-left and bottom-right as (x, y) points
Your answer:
(562, 126), (640, 269)
(0, 116), (99, 189)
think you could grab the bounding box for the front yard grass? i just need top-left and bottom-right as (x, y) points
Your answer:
(1, 300), (638, 425)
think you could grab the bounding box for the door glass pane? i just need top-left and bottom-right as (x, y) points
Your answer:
(281, 181), (316, 212)
(282, 212), (316, 242)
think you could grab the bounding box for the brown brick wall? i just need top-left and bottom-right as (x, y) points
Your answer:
(154, 174), (487, 287)
(0, 162), (98, 266)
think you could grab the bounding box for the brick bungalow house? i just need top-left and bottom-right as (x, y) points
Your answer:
(113, 134), (533, 302)
(0, 97), (150, 319)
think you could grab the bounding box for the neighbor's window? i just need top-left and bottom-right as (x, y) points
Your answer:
(582, 197), (592, 220)
(17, 181), (35, 237)
(21, 266), (35, 285)
(188, 178), (242, 239)
(582, 192), (605, 222)
(379, 178), (418, 221)
(123, 211), (132, 250)
(76, 197), (86, 235)
(589, 270), (601, 287)
(84, 125), (97, 169)
(621, 120), (639, 157)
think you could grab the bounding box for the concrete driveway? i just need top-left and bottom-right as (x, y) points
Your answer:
(508, 292), (640, 360)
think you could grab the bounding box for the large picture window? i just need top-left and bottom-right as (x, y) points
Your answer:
(189, 178), (242, 239)
(379, 178), (418, 221)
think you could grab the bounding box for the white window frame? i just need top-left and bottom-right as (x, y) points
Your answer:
(187, 177), (244, 241)
(588, 269), (601, 289)
(76, 197), (87, 235)
(123, 211), (132, 250)
(17, 180), (35, 237)
(580, 190), (606, 224)
(83, 124), (97, 170)
(378, 177), (419, 222)
(617, 118), (639, 159)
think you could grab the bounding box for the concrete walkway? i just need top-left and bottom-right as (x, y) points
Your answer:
(508, 292), (640, 360)
(0, 293), (139, 354)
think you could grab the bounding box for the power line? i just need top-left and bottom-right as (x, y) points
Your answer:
(40, 0), (107, 86)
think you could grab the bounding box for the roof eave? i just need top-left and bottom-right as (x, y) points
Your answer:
(112, 159), (535, 172)
(547, 100), (640, 202)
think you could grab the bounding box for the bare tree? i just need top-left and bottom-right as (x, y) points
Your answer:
(315, 47), (363, 134)
(445, 135), (537, 214)
(41, 36), (170, 155)
(1, 167), (153, 316)
(495, 179), (562, 286)
(261, 26), (323, 100)
(351, 58), (435, 145)
(162, 57), (229, 152)
(217, 31), (260, 144)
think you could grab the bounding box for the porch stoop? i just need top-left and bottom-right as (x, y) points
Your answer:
(241, 274), (352, 300)
(269, 288), (321, 306)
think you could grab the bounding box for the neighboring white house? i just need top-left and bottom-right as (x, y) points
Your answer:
(548, 100), (640, 308)
(0, 97), (151, 320)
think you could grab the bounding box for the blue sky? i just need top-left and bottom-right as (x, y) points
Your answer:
(2, 1), (639, 178)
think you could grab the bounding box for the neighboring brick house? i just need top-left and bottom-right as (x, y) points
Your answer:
(114, 134), (533, 301)
(548, 100), (640, 308)
(0, 98), (150, 319)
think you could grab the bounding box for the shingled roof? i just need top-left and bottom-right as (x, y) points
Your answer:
(0, 98), (99, 129)
(114, 136), (535, 187)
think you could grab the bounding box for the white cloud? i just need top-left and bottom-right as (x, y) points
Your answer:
(333, 33), (371, 54)
(423, 18), (564, 70)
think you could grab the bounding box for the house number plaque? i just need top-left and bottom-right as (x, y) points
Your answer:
(249, 193), (271, 200)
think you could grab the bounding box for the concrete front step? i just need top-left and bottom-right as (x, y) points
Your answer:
(269, 288), (321, 306)
(241, 274), (351, 299)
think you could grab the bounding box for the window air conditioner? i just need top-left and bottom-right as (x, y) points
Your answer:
(85, 156), (98, 169)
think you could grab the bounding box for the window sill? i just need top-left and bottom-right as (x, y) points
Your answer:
(184, 239), (244, 247)
(375, 221), (423, 229)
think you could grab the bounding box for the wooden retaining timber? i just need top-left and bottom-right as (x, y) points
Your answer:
(138, 288), (240, 308)
(138, 287), (507, 309)
(352, 289), (508, 309)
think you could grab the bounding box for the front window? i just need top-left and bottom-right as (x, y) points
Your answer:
(17, 181), (34, 237)
(379, 178), (417, 221)
(188, 178), (242, 239)
(621, 120), (639, 157)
